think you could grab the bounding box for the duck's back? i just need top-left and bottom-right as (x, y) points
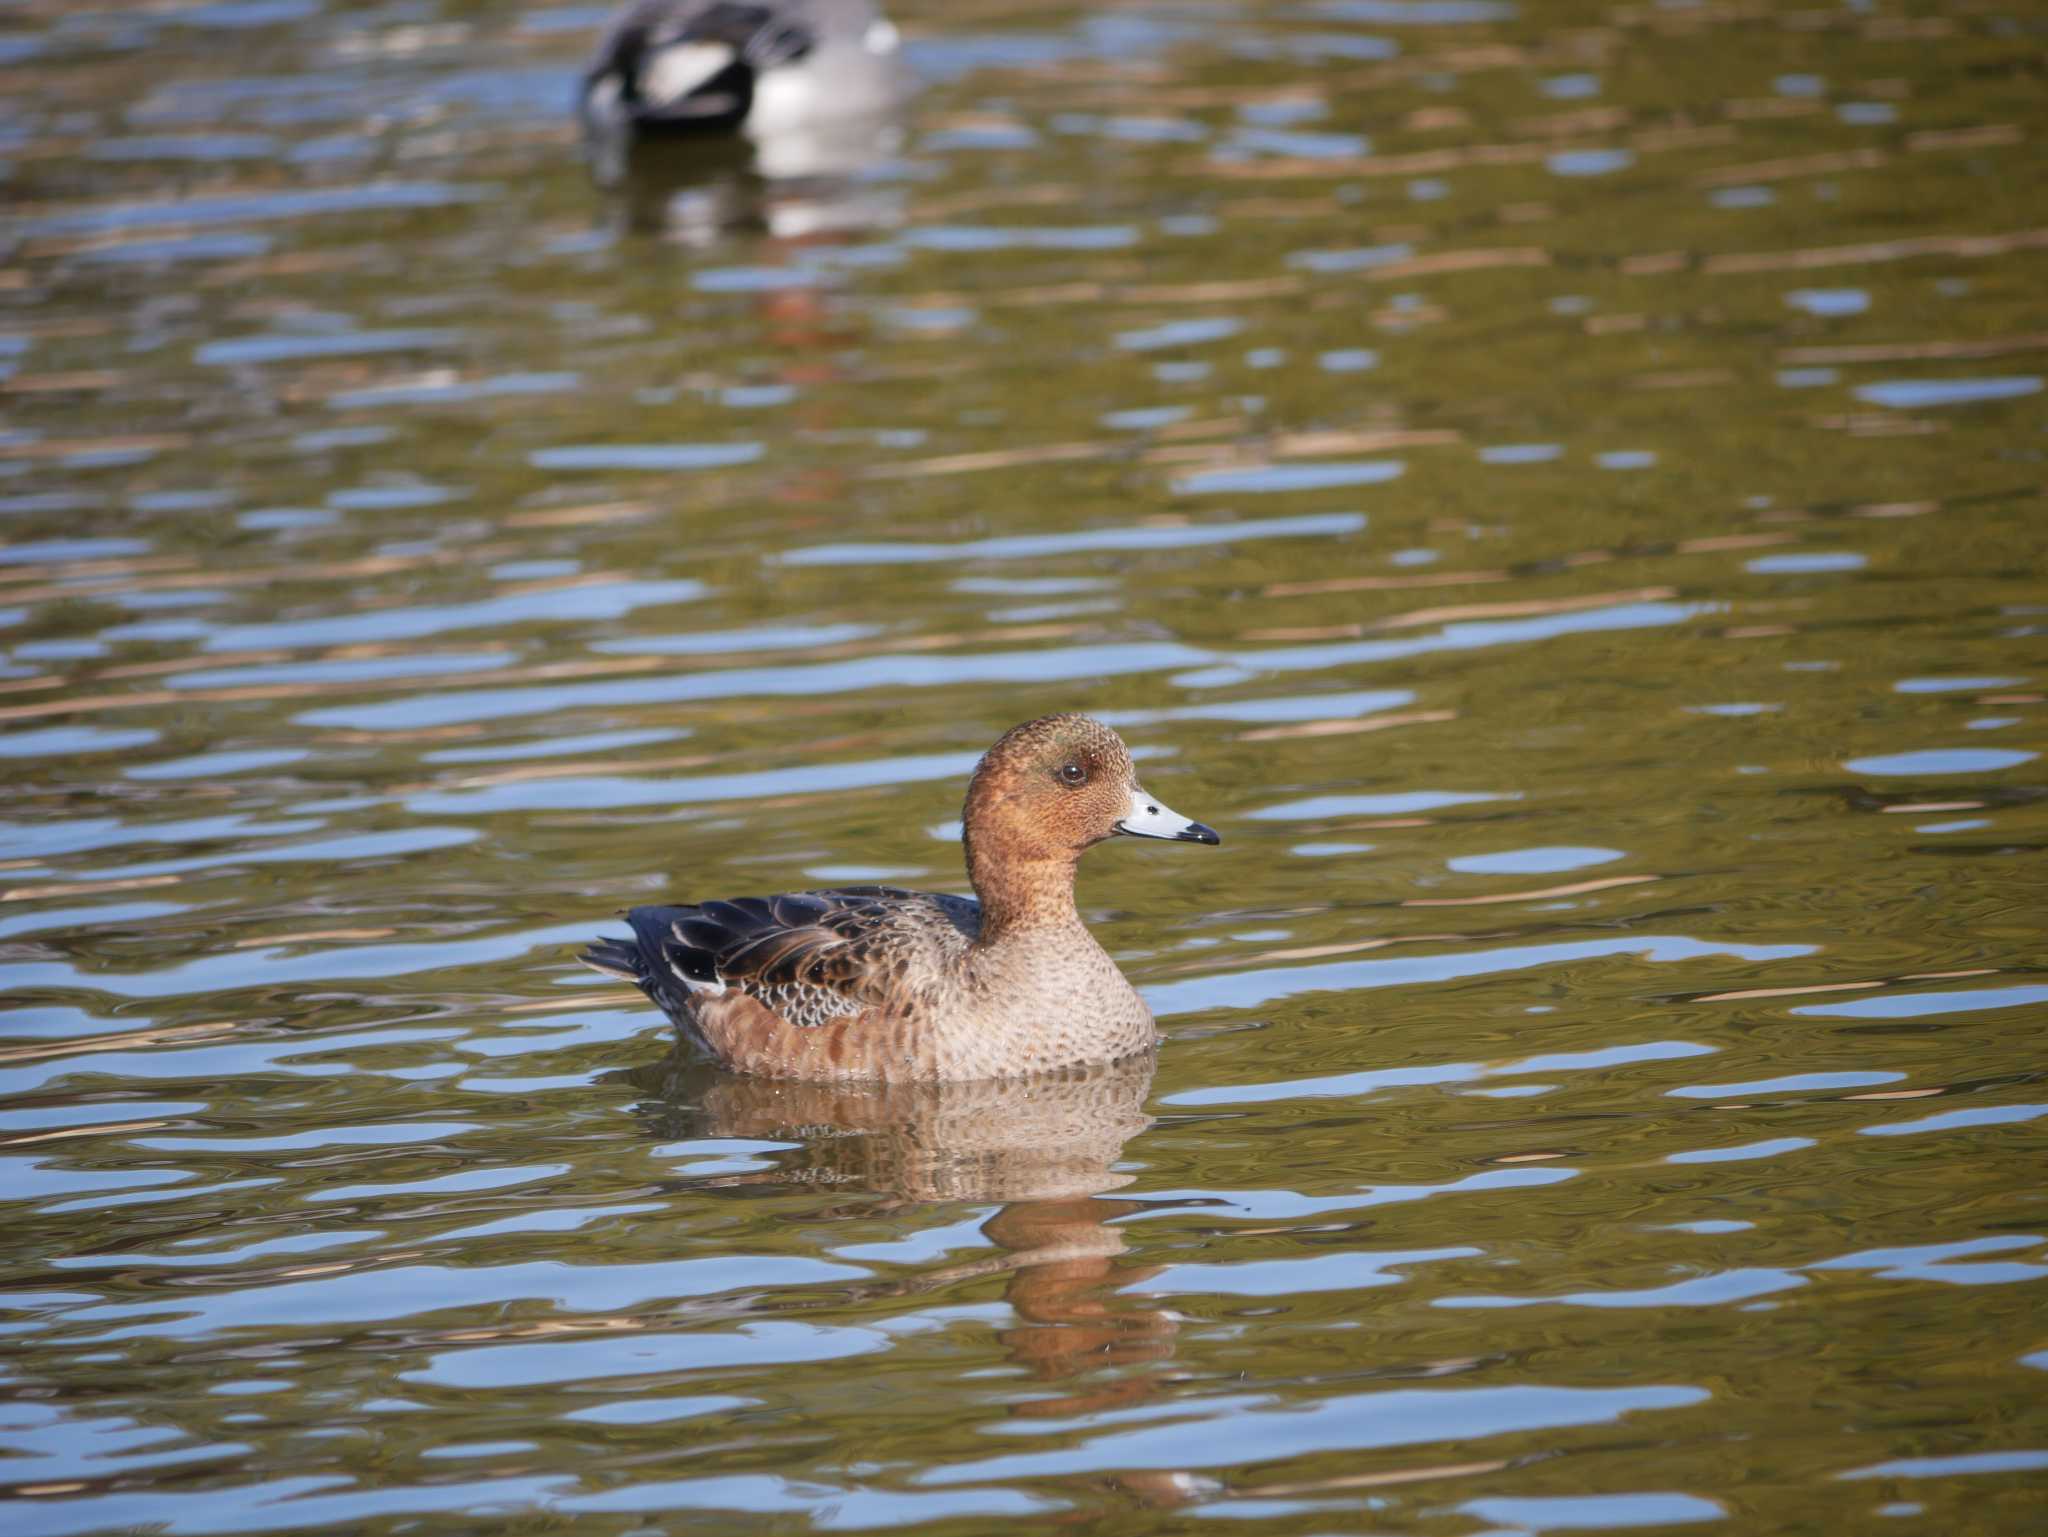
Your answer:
(584, 885), (984, 1078)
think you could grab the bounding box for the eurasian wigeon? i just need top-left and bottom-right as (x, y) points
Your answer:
(582, 714), (1219, 1081)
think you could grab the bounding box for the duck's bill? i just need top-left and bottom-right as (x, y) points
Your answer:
(1117, 788), (1222, 845)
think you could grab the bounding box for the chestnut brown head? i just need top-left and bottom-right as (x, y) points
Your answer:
(962, 714), (1220, 876)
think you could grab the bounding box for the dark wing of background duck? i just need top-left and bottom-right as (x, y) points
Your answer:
(581, 1), (815, 139)
(583, 885), (980, 1055)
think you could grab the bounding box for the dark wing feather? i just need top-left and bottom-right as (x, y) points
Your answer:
(770, 892), (832, 925)
(579, 905), (707, 1039)
(583, 888), (981, 1037)
(692, 886), (922, 997)
(696, 4), (813, 69)
(587, 1), (813, 81)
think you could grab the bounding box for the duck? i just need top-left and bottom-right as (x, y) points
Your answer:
(578, 0), (909, 167)
(582, 714), (1219, 1082)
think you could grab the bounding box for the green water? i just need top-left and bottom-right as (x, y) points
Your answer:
(2, 0), (2045, 1532)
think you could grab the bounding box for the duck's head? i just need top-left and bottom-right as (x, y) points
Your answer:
(963, 714), (1220, 872)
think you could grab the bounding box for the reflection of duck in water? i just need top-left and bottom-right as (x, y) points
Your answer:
(584, 715), (1220, 1082)
(631, 1052), (1181, 1392)
(578, 0), (912, 229)
(654, 1052), (1156, 1201)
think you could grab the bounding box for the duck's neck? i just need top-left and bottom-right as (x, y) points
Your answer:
(966, 843), (1083, 945)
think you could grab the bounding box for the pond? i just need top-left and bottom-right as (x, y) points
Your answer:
(2, 1), (2045, 1532)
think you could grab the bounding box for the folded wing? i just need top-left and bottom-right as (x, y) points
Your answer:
(584, 886), (979, 1045)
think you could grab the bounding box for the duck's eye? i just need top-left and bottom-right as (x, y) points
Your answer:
(1057, 760), (1087, 786)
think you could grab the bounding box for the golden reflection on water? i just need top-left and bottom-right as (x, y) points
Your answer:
(635, 1051), (1156, 1203)
(628, 1052), (1182, 1402)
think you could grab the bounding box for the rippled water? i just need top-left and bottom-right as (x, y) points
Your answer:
(4, 0), (2046, 1531)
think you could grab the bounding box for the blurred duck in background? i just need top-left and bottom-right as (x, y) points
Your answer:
(579, 0), (913, 234)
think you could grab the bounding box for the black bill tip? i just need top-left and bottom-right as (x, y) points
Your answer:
(1178, 821), (1221, 846)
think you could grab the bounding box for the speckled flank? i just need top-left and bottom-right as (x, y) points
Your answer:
(582, 714), (1213, 1081)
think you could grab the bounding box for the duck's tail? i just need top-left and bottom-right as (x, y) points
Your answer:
(579, 934), (647, 985)
(581, 907), (718, 1055)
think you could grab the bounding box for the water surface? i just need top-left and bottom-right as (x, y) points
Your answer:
(2, 0), (2045, 1533)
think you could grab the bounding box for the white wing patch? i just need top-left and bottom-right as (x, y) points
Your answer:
(671, 960), (728, 997)
(642, 41), (734, 106)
